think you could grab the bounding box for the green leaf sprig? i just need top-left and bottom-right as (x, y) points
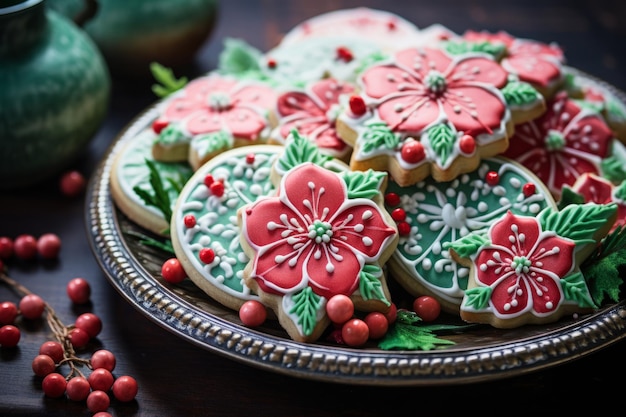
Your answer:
(150, 62), (189, 98)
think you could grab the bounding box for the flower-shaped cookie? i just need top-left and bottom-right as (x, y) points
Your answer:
(152, 73), (277, 170)
(503, 92), (614, 197)
(337, 46), (513, 185)
(271, 78), (354, 161)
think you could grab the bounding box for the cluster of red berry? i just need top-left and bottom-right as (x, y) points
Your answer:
(0, 233), (138, 416)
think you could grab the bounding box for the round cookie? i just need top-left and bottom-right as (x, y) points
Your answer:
(151, 72), (278, 171)
(384, 157), (556, 314)
(238, 132), (399, 343)
(170, 145), (283, 312)
(336, 46), (515, 186)
(110, 129), (193, 236)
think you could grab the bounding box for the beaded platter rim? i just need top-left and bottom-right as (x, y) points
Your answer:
(86, 67), (626, 386)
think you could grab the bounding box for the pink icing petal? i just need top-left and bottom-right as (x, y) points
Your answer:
(447, 56), (508, 88)
(185, 77), (238, 101)
(361, 65), (421, 99)
(231, 84), (277, 109)
(489, 211), (541, 250)
(243, 198), (303, 249)
(530, 235), (575, 278)
(305, 244), (362, 299)
(525, 271), (563, 315)
(277, 91), (325, 118)
(574, 173), (615, 205)
(310, 78), (355, 108)
(377, 94), (439, 133)
(564, 115), (612, 157)
(220, 107), (270, 139)
(510, 39), (564, 61)
(163, 97), (204, 122)
(463, 30), (514, 47)
(395, 47), (452, 76)
(503, 55), (562, 88)
(441, 85), (507, 136)
(490, 274), (531, 316)
(252, 238), (310, 295)
(550, 151), (601, 191)
(185, 110), (221, 135)
(314, 128), (348, 152)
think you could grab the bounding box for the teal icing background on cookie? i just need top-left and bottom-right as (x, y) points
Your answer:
(385, 157), (554, 305)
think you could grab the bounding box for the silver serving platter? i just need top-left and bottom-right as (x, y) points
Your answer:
(86, 68), (626, 386)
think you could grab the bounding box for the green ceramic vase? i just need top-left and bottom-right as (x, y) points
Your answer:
(0, 0), (110, 189)
(48, 0), (219, 77)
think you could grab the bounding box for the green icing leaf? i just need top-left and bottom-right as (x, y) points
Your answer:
(501, 81), (540, 108)
(427, 123), (456, 165)
(444, 40), (506, 58)
(277, 130), (333, 172)
(156, 124), (189, 146)
(217, 37), (263, 76)
(289, 286), (322, 336)
(378, 310), (456, 351)
(615, 181), (626, 201)
(132, 158), (175, 224)
(463, 286), (492, 310)
(361, 121), (400, 154)
(443, 231), (489, 259)
(561, 272), (597, 308)
(355, 51), (389, 74)
(601, 156), (626, 184)
(538, 203), (617, 246)
(582, 225), (626, 304)
(150, 62), (188, 98)
(194, 130), (234, 157)
(343, 170), (386, 199)
(358, 264), (389, 305)
(556, 186), (586, 210)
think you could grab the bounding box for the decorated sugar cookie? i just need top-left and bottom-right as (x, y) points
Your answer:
(569, 173), (626, 233)
(238, 132), (398, 343)
(110, 129), (193, 236)
(270, 78), (355, 161)
(502, 92), (615, 197)
(384, 157), (556, 313)
(446, 203), (617, 328)
(170, 145), (282, 312)
(336, 46), (515, 186)
(151, 73), (277, 171)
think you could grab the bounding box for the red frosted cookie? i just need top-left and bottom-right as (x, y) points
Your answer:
(569, 173), (626, 233)
(238, 132), (399, 343)
(151, 72), (278, 170)
(337, 46), (515, 186)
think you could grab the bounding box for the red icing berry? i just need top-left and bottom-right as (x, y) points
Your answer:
(391, 208), (406, 222)
(336, 46), (353, 62)
(183, 214), (196, 228)
(238, 300), (267, 327)
(203, 174), (215, 187)
(523, 182), (536, 197)
(364, 312), (388, 340)
(387, 19), (397, 30)
(397, 221), (411, 236)
(459, 134), (476, 154)
(413, 295), (441, 322)
(348, 95), (367, 116)
(341, 318), (369, 347)
(161, 258), (186, 283)
(485, 171), (499, 186)
(246, 153), (256, 164)
(384, 192), (400, 207)
(152, 119), (169, 134)
(209, 180), (225, 197)
(326, 294), (354, 324)
(199, 248), (215, 264)
(401, 140), (425, 164)
(267, 58), (277, 69)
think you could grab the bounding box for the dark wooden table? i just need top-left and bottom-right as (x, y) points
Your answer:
(2, 1), (626, 415)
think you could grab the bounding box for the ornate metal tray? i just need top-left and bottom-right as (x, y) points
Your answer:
(86, 68), (626, 386)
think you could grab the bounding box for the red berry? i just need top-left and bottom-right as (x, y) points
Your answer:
(485, 171), (499, 186)
(66, 277), (91, 304)
(59, 170), (86, 197)
(413, 295), (441, 322)
(341, 318), (369, 347)
(0, 236), (14, 259)
(348, 95), (367, 116)
(0, 301), (18, 325)
(93, 413), (113, 417)
(459, 134), (476, 154)
(364, 312), (389, 340)
(384, 192), (400, 207)
(112, 375), (139, 402)
(66, 376), (91, 401)
(400, 140), (425, 164)
(199, 248), (215, 264)
(267, 58), (277, 69)
(32, 354), (56, 377)
(13, 234), (38, 260)
(19, 294), (45, 319)
(152, 119), (169, 134)
(37, 233), (61, 259)
(39, 341), (64, 363)
(336, 46), (353, 62)
(0, 324), (21, 347)
(88, 368), (114, 391)
(75, 313), (102, 338)
(246, 153), (256, 164)
(90, 349), (116, 372)
(239, 300), (267, 327)
(86, 390), (110, 413)
(203, 174), (214, 187)
(523, 182), (536, 197)
(391, 208), (406, 222)
(384, 302), (398, 325)
(68, 327), (90, 349)
(161, 258), (186, 283)
(42, 372), (67, 398)
(397, 221), (411, 236)
(209, 180), (225, 197)
(183, 214), (196, 228)
(326, 294), (354, 324)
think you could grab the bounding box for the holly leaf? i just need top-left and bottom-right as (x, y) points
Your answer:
(502, 81), (542, 108)
(343, 170), (386, 199)
(378, 310), (457, 351)
(276, 130), (333, 172)
(150, 62), (188, 98)
(361, 121), (400, 153)
(582, 225), (626, 304)
(289, 287), (323, 337)
(133, 158), (174, 223)
(561, 272), (597, 308)
(217, 37), (263, 75)
(444, 231), (489, 259)
(556, 186), (585, 210)
(358, 264), (389, 305)
(427, 123), (456, 165)
(538, 203), (617, 246)
(462, 286), (492, 310)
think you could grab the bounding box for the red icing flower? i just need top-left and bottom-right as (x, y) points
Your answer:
(464, 30), (564, 89)
(503, 92), (613, 195)
(572, 173), (626, 232)
(475, 211), (575, 316)
(161, 75), (276, 139)
(275, 79), (354, 157)
(241, 163), (396, 300)
(361, 47), (509, 137)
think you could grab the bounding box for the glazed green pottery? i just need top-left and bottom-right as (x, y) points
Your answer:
(0, 0), (110, 189)
(48, 0), (219, 77)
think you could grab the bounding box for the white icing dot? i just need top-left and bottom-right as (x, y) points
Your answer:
(480, 264), (487, 271)
(362, 210), (373, 220)
(362, 237), (373, 246)
(546, 301), (554, 310)
(354, 224), (364, 232)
